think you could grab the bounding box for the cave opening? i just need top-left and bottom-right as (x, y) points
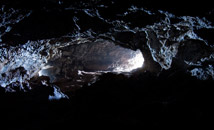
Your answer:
(1, 1), (214, 129)
(38, 40), (144, 91)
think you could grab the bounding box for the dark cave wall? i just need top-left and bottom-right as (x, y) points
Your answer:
(0, 0), (214, 129)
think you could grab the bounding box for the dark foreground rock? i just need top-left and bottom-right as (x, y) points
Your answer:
(0, 72), (213, 129)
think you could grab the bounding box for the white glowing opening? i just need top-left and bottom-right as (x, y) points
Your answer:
(113, 50), (144, 72)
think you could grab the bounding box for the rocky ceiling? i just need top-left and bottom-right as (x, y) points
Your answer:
(0, 0), (214, 129)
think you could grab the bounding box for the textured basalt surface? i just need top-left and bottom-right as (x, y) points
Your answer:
(0, 0), (214, 129)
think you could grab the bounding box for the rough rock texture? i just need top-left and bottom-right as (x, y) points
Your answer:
(0, 5), (31, 43)
(0, 0), (214, 129)
(1, 1), (214, 92)
(38, 39), (143, 92)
